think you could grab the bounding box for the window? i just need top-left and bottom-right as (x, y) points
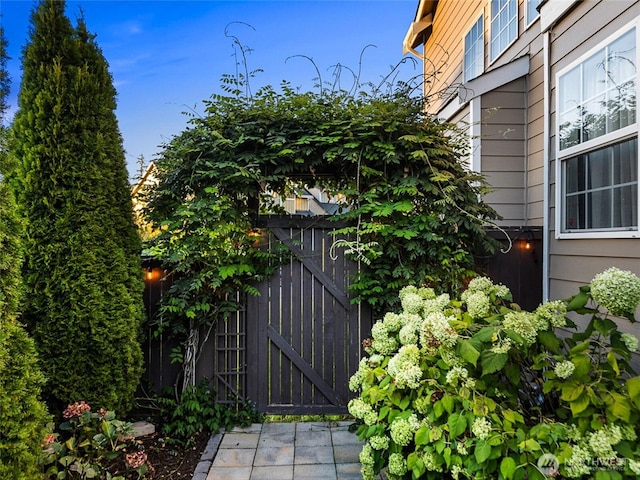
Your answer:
(526, 0), (541, 26)
(557, 26), (639, 235)
(490, 0), (517, 62)
(558, 29), (636, 151)
(562, 138), (638, 231)
(464, 16), (484, 81)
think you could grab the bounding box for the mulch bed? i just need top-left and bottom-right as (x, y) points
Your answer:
(136, 430), (210, 479)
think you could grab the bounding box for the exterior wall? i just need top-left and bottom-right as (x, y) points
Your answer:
(481, 78), (526, 224)
(412, 0), (639, 316)
(423, 0), (483, 112)
(421, 0), (545, 226)
(547, 0), (640, 309)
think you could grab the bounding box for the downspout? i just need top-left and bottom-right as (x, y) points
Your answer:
(542, 30), (550, 302)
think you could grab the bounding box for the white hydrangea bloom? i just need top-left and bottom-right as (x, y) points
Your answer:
(466, 276), (494, 294)
(465, 291), (491, 319)
(628, 459), (640, 475)
(565, 444), (592, 478)
(388, 453), (408, 476)
(586, 425), (622, 462)
(471, 417), (492, 440)
(371, 320), (398, 355)
(445, 366), (469, 386)
(621, 333), (639, 352)
(348, 398), (377, 425)
(535, 300), (568, 328)
(398, 285), (419, 302)
(388, 344), (422, 389)
(397, 313), (422, 346)
(359, 443), (375, 466)
(590, 267), (640, 316)
(348, 357), (371, 392)
(423, 451), (443, 472)
(423, 293), (450, 314)
(390, 415), (418, 446)
(493, 284), (511, 299)
(420, 311), (458, 350)
(502, 311), (540, 346)
(554, 360), (575, 379)
(401, 291), (424, 314)
(382, 312), (406, 332)
(491, 337), (513, 354)
(369, 435), (390, 450)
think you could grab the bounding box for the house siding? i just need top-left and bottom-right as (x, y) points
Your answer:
(411, 0), (639, 317)
(422, 0), (545, 226)
(547, 0), (640, 309)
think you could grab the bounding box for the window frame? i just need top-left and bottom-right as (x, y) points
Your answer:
(525, 0), (541, 29)
(555, 21), (640, 239)
(489, 0), (518, 64)
(464, 14), (485, 82)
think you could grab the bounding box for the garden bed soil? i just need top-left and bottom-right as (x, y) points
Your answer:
(137, 430), (210, 479)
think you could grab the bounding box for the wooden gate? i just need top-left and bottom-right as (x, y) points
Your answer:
(244, 217), (373, 414)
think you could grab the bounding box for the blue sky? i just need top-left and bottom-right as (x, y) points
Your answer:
(3, 0), (419, 178)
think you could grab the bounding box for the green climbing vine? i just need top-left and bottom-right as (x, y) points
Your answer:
(143, 73), (500, 394)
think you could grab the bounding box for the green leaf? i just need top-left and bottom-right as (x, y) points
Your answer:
(567, 291), (589, 311)
(594, 317), (618, 336)
(537, 330), (561, 353)
(627, 376), (640, 408)
(458, 339), (480, 366)
(607, 392), (630, 422)
(441, 394), (455, 414)
(475, 440), (492, 463)
(518, 438), (541, 452)
(569, 392), (590, 416)
(447, 412), (468, 438)
(415, 425), (430, 445)
(481, 350), (508, 376)
(500, 456), (517, 479)
(561, 381), (584, 401)
(473, 327), (498, 343)
(504, 363), (521, 386)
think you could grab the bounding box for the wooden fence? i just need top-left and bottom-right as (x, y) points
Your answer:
(141, 222), (542, 413)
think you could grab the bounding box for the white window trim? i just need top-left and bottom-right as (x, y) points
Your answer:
(463, 14), (485, 82)
(525, 0), (541, 30)
(555, 19), (640, 239)
(489, 0), (518, 65)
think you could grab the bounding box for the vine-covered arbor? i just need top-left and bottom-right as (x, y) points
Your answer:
(143, 79), (500, 409)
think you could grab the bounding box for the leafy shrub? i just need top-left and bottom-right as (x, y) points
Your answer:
(41, 402), (151, 479)
(158, 382), (262, 447)
(349, 267), (640, 479)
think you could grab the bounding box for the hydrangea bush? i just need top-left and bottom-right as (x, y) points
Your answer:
(349, 267), (640, 480)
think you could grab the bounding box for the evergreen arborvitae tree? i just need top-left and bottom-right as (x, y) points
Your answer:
(8, 0), (144, 415)
(0, 24), (50, 480)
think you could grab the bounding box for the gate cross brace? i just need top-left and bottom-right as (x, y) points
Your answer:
(267, 324), (344, 406)
(270, 227), (351, 310)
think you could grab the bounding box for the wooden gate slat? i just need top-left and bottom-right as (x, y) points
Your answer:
(270, 227), (351, 309)
(266, 324), (344, 406)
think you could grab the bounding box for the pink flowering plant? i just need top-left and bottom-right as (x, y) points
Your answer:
(41, 402), (151, 479)
(349, 267), (640, 480)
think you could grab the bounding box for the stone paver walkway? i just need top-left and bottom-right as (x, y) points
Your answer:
(193, 421), (366, 480)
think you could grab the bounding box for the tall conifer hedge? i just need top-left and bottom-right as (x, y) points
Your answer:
(7, 0), (143, 414)
(0, 25), (49, 479)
